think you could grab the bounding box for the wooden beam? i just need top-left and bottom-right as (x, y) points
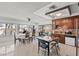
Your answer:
(78, 2), (79, 6)
(68, 6), (72, 15)
(45, 6), (71, 15)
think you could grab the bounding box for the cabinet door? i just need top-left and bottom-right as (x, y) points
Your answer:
(59, 35), (65, 44)
(65, 37), (75, 46)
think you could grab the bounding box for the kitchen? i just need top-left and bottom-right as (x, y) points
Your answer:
(51, 15), (79, 56)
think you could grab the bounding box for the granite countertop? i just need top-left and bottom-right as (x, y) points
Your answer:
(65, 34), (76, 38)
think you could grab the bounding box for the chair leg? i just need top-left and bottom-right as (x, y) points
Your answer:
(55, 46), (58, 55)
(14, 39), (16, 44)
(45, 49), (47, 56)
(38, 46), (40, 54)
(23, 39), (25, 43)
(56, 45), (60, 56)
(19, 39), (21, 42)
(38, 41), (40, 53)
(30, 37), (33, 42)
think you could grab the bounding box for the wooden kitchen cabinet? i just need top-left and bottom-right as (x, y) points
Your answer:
(52, 16), (79, 44)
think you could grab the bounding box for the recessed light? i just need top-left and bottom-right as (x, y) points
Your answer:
(56, 13), (62, 16)
(49, 5), (57, 10)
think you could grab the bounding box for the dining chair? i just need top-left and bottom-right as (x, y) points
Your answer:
(14, 32), (21, 44)
(38, 39), (49, 56)
(24, 32), (30, 43)
(29, 32), (33, 42)
(50, 38), (60, 56)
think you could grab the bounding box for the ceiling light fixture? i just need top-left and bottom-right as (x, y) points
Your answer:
(56, 13), (62, 16)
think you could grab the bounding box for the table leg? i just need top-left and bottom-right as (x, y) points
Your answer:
(48, 43), (50, 56)
(38, 41), (40, 53)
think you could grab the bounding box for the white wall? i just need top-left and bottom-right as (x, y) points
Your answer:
(0, 16), (35, 25)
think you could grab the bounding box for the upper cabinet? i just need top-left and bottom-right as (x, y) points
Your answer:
(52, 16), (79, 30)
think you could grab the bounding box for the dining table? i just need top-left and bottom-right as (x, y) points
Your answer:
(16, 33), (26, 43)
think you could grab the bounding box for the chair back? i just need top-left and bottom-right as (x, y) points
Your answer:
(38, 39), (49, 49)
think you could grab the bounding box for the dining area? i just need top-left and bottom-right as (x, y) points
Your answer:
(0, 15), (78, 56)
(11, 23), (60, 56)
(0, 2), (79, 56)
(14, 26), (35, 44)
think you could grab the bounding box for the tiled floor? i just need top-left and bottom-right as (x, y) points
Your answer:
(0, 35), (57, 56)
(1, 35), (79, 56)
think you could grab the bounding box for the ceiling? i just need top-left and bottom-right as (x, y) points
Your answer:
(0, 2), (78, 25)
(34, 2), (78, 20)
(0, 2), (51, 25)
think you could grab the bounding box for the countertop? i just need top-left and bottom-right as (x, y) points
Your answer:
(52, 33), (76, 37)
